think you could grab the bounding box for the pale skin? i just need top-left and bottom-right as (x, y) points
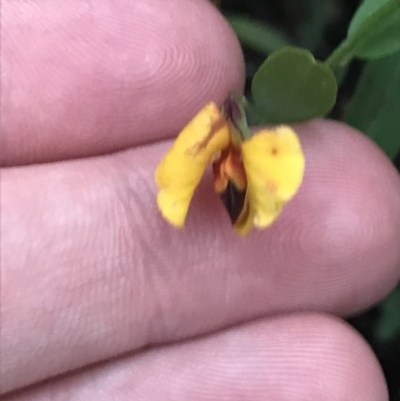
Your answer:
(1, 0), (400, 399)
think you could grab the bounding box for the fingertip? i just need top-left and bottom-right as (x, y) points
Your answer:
(254, 313), (389, 401)
(6, 313), (387, 401)
(279, 120), (400, 314)
(2, 0), (245, 165)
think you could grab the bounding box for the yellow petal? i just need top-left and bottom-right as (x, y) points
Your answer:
(241, 126), (305, 229)
(155, 102), (230, 227)
(233, 199), (255, 236)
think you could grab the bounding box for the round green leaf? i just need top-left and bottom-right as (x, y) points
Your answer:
(251, 47), (337, 124)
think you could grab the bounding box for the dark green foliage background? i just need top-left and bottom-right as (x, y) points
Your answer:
(219, 0), (400, 398)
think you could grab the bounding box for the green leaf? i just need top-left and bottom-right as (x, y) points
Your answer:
(348, 0), (400, 59)
(251, 47), (337, 124)
(227, 15), (291, 56)
(345, 51), (400, 159)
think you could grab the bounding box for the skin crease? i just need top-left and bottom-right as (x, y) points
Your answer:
(1, 0), (400, 399)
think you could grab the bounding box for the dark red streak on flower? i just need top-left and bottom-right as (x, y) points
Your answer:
(185, 116), (227, 156)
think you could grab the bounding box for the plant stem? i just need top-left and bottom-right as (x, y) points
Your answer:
(325, 40), (353, 76)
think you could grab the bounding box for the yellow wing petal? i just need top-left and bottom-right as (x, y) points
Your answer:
(233, 199), (255, 236)
(241, 126), (305, 229)
(155, 102), (230, 227)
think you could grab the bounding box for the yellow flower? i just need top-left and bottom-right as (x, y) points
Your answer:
(155, 98), (305, 236)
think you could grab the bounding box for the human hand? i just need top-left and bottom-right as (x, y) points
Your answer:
(2, 0), (400, 400)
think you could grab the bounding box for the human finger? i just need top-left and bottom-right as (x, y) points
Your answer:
(3, 314), (388, 401)
(1, 0), (244, 166)
(2, 120), (400, 392)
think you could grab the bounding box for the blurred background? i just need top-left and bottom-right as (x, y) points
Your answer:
(215, 0), (400, 398)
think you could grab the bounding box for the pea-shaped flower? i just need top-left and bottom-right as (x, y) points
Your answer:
(155, 95), (305, 236)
